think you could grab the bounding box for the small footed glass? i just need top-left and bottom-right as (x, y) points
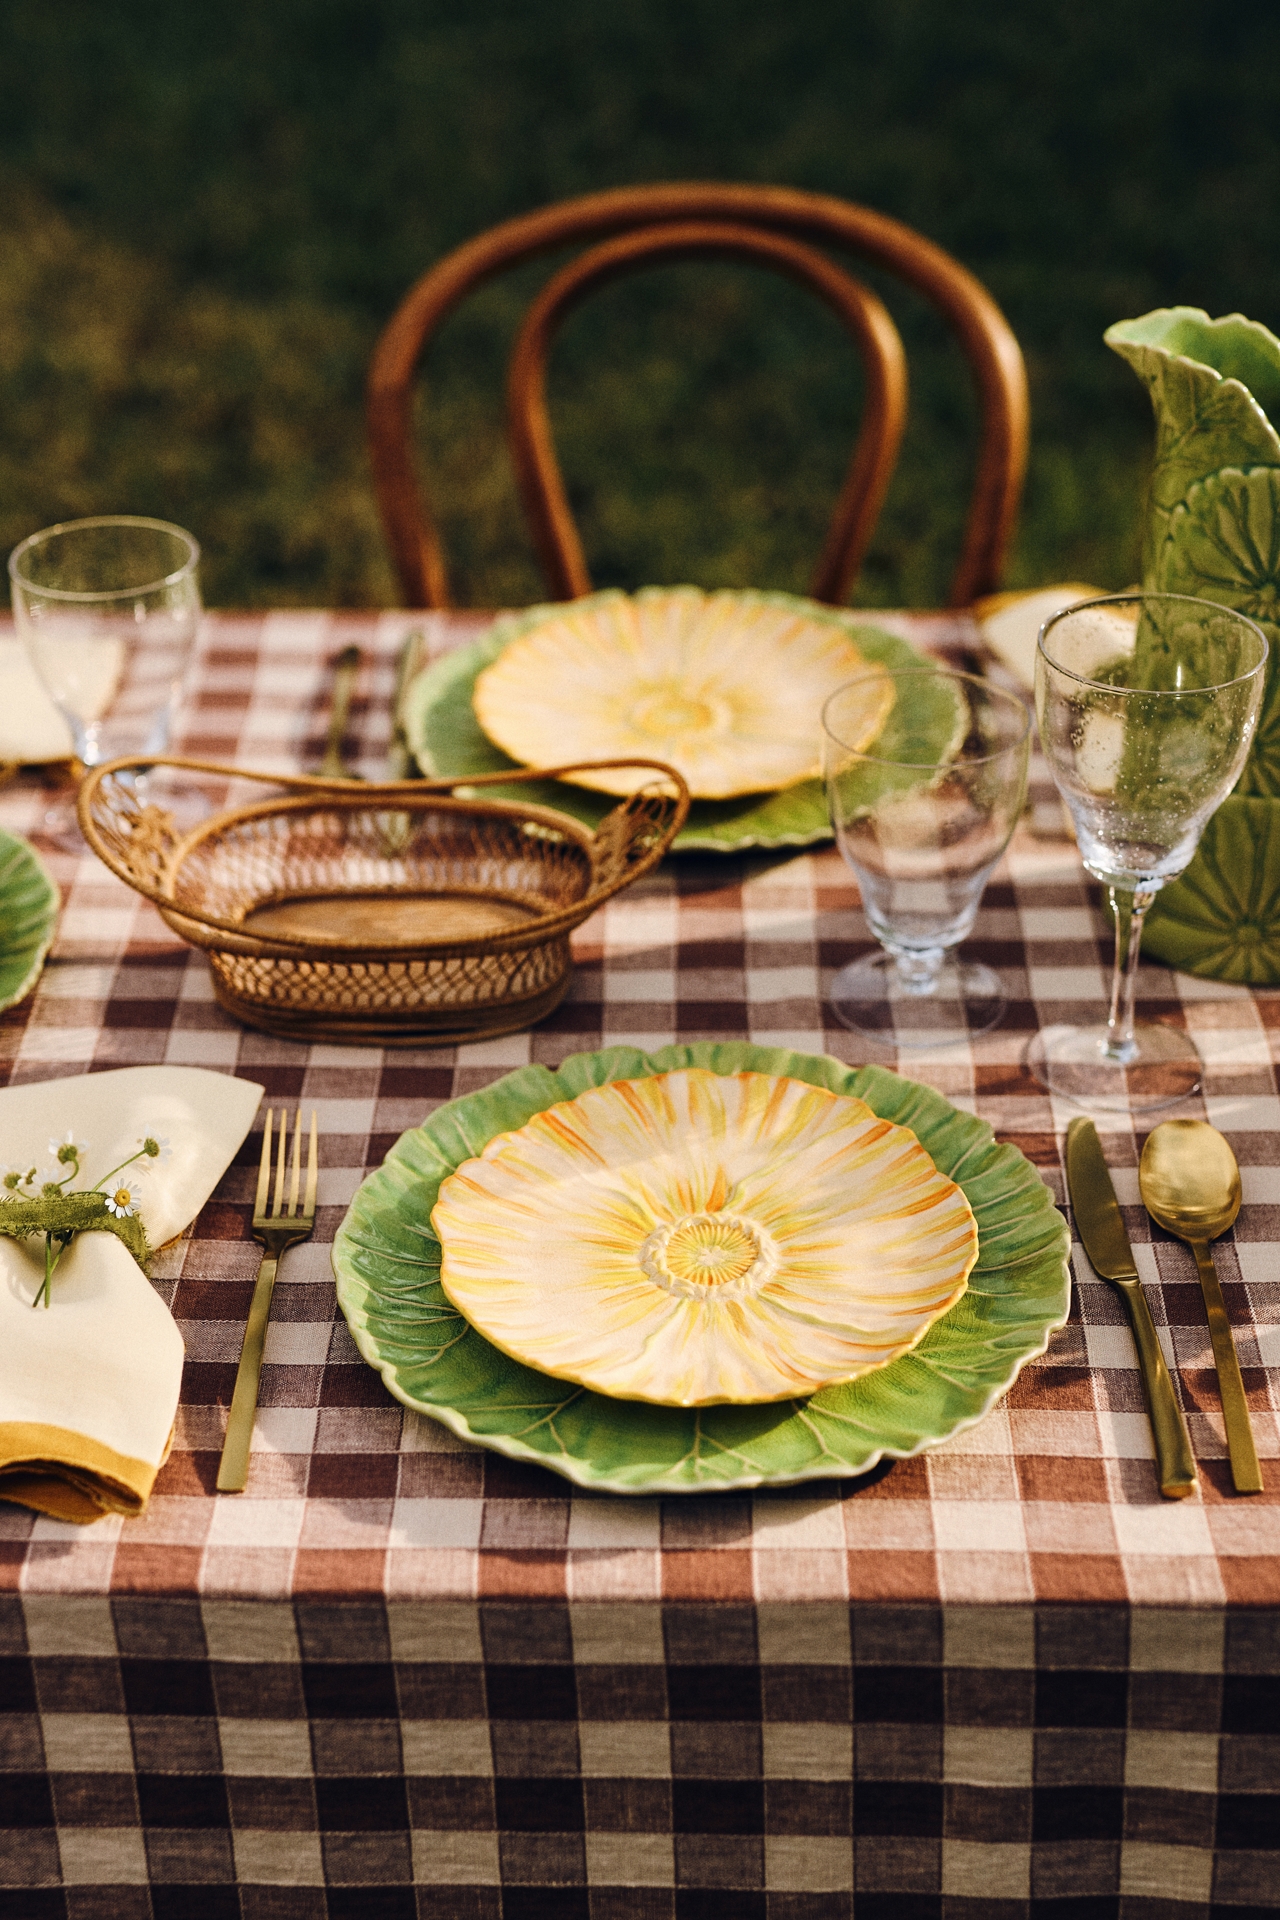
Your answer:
(822, 668), (1031, 1046)
(8, 516), (202, 846)
(1028, 591), (1268, 1110)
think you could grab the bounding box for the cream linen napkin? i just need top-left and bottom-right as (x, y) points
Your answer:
(0, 638), (75, 763)
(0, 1065), (263, 1522)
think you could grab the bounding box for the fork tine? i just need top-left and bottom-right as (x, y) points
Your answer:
(287, 1109), (302, 1216)
(254, 1111), (273, 1218)
(272, 1110), (288, 1217)
(304, 1110), (318, 1217)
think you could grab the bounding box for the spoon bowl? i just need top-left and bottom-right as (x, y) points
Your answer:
(1140, 1118), (1260, 1494)
(1139, 1119), (1242, 1243)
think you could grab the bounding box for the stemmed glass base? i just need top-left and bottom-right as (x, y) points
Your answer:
(30, 766), (87, 855)
(829, 952), (1006, 1049)
(1025, 1021), (1201, 1112)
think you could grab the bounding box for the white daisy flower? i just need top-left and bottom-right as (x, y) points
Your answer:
(49, 1130), (87, 1168)
(137, 1135), (172, 1168)
(104, 1185), (140, 1219)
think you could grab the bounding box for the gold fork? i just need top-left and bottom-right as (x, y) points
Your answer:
(217, 1109), (319, 1493)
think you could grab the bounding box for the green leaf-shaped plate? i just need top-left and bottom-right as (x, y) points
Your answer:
(0, 830), (58, 1011)
(401, 590), (943, 853)
(1144, 795), (1280, 985)
(332, 1043), (1070, 1492)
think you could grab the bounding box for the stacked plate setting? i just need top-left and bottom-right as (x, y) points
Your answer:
(333, 1044), (1071, 1494)
(402, 586), (936, 853)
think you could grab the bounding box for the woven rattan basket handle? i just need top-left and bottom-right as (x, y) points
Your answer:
(77, 754), (690, 955)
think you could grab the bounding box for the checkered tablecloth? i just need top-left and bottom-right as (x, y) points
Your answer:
(0, 609), (1276, 1915)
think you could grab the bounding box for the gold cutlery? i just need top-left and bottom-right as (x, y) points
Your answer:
(386, 628), (425, 779)
(318, 644), (363, 779)
(1066, 1117), (1196, 1499)
(374, 628), (427, 856)
(217, 1109), (319, 1493)
(1139, 1119), (1262, 1494)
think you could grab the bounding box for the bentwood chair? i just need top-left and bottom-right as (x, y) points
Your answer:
(367, 183), (1029, 610)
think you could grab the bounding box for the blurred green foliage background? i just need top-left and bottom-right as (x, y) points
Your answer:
(0, 0), (1276, 609)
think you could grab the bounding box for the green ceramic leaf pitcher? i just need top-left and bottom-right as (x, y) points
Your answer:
(1105, 307), (1280, 983)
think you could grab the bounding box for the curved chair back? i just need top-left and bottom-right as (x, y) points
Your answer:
(508, 221), (906, 608)
(368, 182), (1029, 609)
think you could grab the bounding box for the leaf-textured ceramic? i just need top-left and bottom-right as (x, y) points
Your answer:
(432, 1069), (978, 1405)
(470, 586), (894, 799)
(0, 830), (58, 1012)
(1106, 307), (1280, 799)
(332, 1044), (1071, 1493)
(1143, 795), (1280, 984)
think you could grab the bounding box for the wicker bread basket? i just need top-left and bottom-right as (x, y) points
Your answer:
(79, 755), (688, 1045)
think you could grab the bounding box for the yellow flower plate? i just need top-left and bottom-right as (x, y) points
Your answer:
(470, 587), (892, 800)
(333, 1044), (1071, 1493)
(432, 1069), (978, 1406)
(403, 590), (943, 852)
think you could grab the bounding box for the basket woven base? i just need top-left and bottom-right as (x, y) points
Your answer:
(209, 973), (573, 1048)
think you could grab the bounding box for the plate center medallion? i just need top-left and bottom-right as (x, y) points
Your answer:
(628, 682), (728, 740)
(640, 1210), (778, 1300)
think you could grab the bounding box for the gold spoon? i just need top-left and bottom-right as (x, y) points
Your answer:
(1139, 1120), (1262, 1494)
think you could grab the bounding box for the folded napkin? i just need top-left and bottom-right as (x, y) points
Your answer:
(973, 584), (1105, 691)
(0, 637), (75, 763)
(0, 1065), (263, 1522)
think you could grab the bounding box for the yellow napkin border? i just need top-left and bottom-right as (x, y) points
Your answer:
(0, 1418), (166, 1523)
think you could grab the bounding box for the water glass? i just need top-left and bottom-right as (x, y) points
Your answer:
(1029, 591), (1268, 1109)
(8, 516), (201, 771)
(823, 668), (1031, 1046)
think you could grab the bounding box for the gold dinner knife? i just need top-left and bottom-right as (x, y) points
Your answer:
(1065, 1116), (1196, 1500)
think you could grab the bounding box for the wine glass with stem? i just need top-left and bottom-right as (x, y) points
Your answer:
(8, 516), (202, 847)
(1027, 591), (1268, 1111)
(822, 667), (1031, 1046)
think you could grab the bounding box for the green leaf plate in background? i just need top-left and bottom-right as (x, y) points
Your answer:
(332, 1043), (1070, 1493)
(401, 590), (942, 853)
(0, 830), (58, 1012)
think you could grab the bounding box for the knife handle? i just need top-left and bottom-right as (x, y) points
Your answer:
(1119, 1278), (1197, 1499)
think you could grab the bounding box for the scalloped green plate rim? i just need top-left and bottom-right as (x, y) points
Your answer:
(0, 829), (58, 1012)
(332, 1043), (1070, 1493)
(401, 589), (940, 853)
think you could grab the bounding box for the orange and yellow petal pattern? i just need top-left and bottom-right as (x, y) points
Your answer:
(471, 587), (894, 799)
(432, 1070), (977, 1405)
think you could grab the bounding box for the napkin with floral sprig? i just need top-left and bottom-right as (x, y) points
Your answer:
(0, 1065), (263, 1522)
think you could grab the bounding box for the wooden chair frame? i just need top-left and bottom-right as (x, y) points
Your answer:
(506, 220), (907, 608)
(367, 182), (1029, 609)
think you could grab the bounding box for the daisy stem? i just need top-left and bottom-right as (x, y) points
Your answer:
(91, 1148), (147, 1194)
(33, 1233), (65, 1310)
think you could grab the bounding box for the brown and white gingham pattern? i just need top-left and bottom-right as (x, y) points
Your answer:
(0, 611), (1277, 1915)
(4, 1591), (1277, 1918)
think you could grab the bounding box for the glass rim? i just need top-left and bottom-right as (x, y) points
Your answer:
(1036, 590), (1270, 695)
(822, 665), (1031, 769)
(7, 515), (201, 603)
